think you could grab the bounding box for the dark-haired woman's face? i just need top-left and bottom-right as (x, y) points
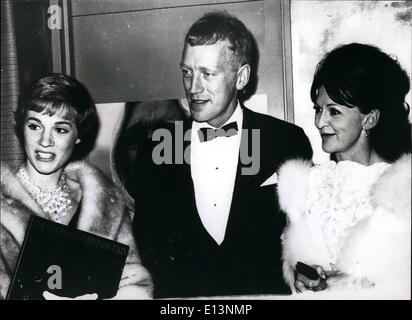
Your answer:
(23, 110), (80, 176)
(314, 86), (368, 159)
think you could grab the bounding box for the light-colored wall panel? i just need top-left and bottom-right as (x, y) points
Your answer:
(71, 0), (253, 16)
(71, 0), (289, 119)
(71, 0), (292, 179)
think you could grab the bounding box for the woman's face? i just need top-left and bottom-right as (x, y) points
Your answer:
(314, 86), (368, 159)
(23, 109), (80, 176)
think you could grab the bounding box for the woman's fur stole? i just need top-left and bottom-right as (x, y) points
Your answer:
(277, 154), (411, 299)
(0, 161), (152, 299)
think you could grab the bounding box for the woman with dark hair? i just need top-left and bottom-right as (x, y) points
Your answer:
(278, 43), (411, 298)
(310, 43), (411, 163)
(0, 73), (152, 299)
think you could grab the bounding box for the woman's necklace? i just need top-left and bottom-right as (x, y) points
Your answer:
(17, 165), (73, 223)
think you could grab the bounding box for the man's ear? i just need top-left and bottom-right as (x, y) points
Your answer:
(362, 109), (381, 130)
(236, 64), (250, 90)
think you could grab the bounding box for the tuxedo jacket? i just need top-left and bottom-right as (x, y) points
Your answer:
(132, 106), (313, 298)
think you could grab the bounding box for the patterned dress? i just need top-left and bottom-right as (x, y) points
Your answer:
(304, 161), (389, 270)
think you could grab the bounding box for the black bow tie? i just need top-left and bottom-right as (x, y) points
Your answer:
(198, 121), (239, 142)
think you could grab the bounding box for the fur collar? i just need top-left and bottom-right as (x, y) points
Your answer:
(1, 161), (129, 239)
(278, 154), (411, 221)
(370, 154), (411, 217)
(277, 158), (312, 224)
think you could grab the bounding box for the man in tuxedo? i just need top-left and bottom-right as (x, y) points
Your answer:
(132, 11), (312, 298)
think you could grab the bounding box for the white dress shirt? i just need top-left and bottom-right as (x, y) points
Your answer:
(190, 103), (243, 245)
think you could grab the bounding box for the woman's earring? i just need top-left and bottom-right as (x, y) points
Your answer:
(363, 126), (369, 137)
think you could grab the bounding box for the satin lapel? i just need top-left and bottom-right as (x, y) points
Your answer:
(223, 107), (261, 244)
(178, 118), (195, 197)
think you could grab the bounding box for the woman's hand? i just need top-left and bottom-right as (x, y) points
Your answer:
(294, 265), (348, 293)
(42, 291), (98, 300)
(294, 265), (327, 293)
(108, 285), (152, 300)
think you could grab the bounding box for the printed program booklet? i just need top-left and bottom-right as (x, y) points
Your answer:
(7, 215), (129, 300)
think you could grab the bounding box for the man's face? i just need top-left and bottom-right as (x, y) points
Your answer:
(180, 41), (239, 128)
